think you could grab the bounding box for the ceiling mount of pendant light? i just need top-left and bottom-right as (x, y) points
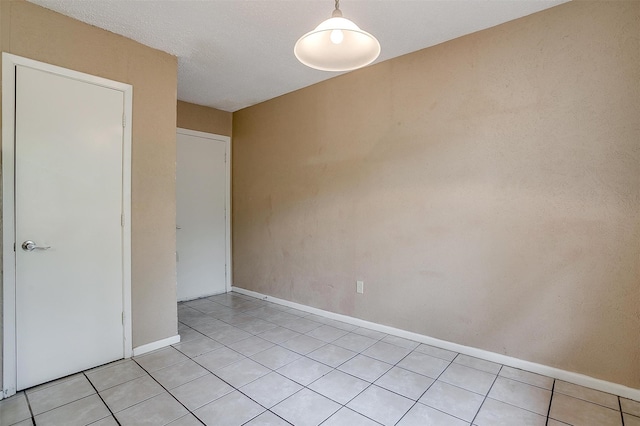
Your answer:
(294, 0), (380, 72)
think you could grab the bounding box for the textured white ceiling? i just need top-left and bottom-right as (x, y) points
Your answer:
(28, 0), (568, 112)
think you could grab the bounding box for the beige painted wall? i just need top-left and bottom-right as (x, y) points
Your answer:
(177, 101), (232, 137)
(233, 1), (640, 388)
(0, 0), (179, 362)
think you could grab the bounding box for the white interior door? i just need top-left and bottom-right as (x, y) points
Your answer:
(14, 65), (125, 390)
(176, 130), (228, 301)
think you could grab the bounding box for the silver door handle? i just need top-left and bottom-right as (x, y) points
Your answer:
(21, 240), (51, 252)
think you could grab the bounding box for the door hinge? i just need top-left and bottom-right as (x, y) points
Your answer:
(122, 113), (126, 128)
(122, 312), (125, 325)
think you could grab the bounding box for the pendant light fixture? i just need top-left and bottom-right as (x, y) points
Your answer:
(294, 0), (380, 72)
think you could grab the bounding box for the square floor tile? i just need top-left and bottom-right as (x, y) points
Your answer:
(243, 411), (292, 425)
(347, 385), (414, 426)
(194, 391), (265, 426)
(276, 356), (332, 386)
(308, 370), (370, 404)
(307, 344), (357, 368)
(192, 321), (230, 335)
(338, 354), (393, 382)
(323, 407), (381, 426)
(247, 307), (282, 320)
(332, 333), (377, 352)
(381, 335), (420, 350)
(488, 376), (551, 416)
(554, 380), (619, 409)
(227, 336), (275, 356)
(90, 416), (119, 426)
(170, 374), (234, 411)
(86, 360), (147, 391)
(100, 375), (164, 412)
(547, 420), (570, 426)
(209, 326), (254, 345)
(115, 392), (188, 426)
(6, 417), (33, 426)
(439, 363), (496, 395)
(222, 313), (256, 326)
(29, 374), (95, 415)
(135, 347), (190, 372)
(258, 327), (303, 344)
(34, 394), (110, 426)
(215, 358), (271, 388)
(172, 337), (222, 358)
(188, 324), (224, 338)
(241, 372), (303, 408)
(167, 414), (203, 426)
(549, 392), (622, 426)
(29, 370), (96, 394)
(475, 397), (546, 426)
(269, 312), (301, 324)
(306, 325), (349, 343)
(397, 403), (468, 426)
(321, 319), (357, 332)
(279, 334), (326, 355)
(397, 351), (451, 378)
(362, 341), (412, 364)
(177, 327), (206, 343)
(453, 354), (501, 374)
(272, 388), (340, 426)
(276, 318), (323, 334)
(622, 398), (640, 417)
(235, 318), (279, 335)
(250, 346), (301, 370)
(192, 347), (246, 371)
(625, 414), (640, 426)
(150, 359), (209, 389)
(498, 366), (553, 390)
(414, 344), (458, 361)
(0, 392), (31, 425)
(419, 380), (484, 422)
(375, 366), (435, 400)
(351, 327), (387, 340)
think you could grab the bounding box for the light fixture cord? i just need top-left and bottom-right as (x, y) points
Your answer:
(332, 0), (342, 17)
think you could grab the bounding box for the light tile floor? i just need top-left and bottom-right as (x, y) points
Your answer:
(1, 292), (639, 426)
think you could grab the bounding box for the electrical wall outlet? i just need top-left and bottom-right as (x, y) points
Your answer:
(356, 280), (364, 294)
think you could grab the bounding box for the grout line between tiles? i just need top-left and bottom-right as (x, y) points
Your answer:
(130, 357), (207, 426)
(620, 396), (626, 426)
(545, 379), (556, 426)
(469, 364), (502, 426)
(22, 391), (36, 425)
(393, 350), (460, 425)
(84, 372), (122, 426)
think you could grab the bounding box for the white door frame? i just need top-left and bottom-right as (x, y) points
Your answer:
(176, 128), (232, 294)
(2, 53), (133, 398)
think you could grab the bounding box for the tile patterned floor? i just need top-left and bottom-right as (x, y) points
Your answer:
(1, 291), (638, 425)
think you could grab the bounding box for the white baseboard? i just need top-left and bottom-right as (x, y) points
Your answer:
(232, 286), (640, 402)
(133, 335), (181, 357)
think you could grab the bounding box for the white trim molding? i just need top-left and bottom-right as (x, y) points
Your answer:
(176, 128), (232, 294)
(232, 286), (640, 402)
(2, 53), (133, 398)
(133, 335), (181, 357)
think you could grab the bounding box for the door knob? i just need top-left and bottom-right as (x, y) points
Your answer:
(21, 240), (51, 252)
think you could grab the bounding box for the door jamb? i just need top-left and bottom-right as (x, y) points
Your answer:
(1, 53), (133, 398)
(176, 128), (232, 294)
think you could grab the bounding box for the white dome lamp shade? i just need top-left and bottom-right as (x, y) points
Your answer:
(294, 0), (380, 72)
